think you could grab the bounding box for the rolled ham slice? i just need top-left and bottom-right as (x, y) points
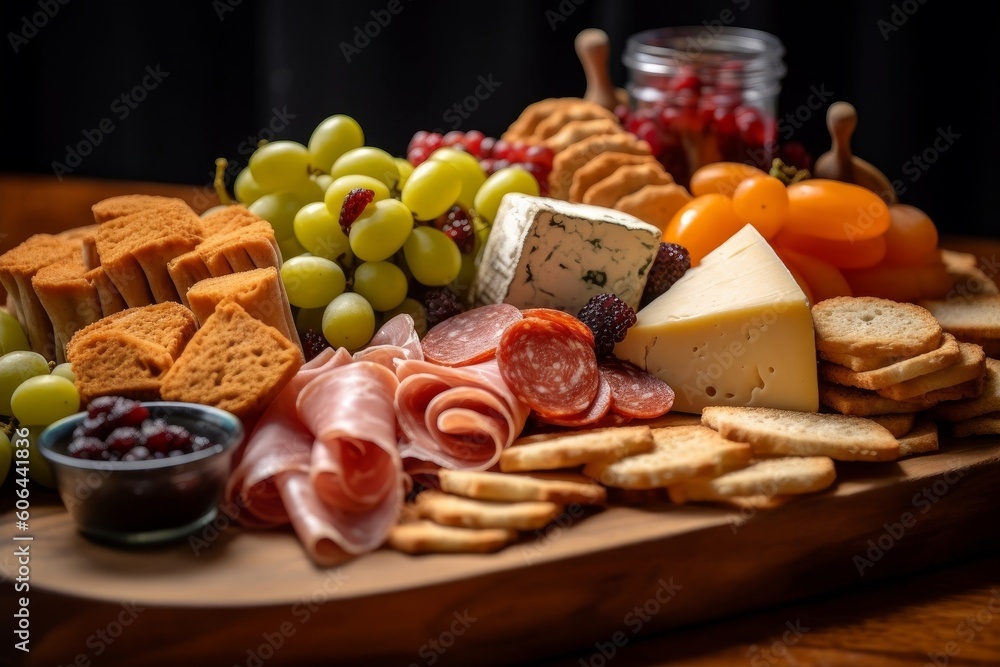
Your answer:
(353, 313), (423, 369)
(395, 358), (530, 472)
(292, 360), (405, 562)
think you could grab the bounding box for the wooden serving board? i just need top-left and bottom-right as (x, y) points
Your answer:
(2, 433), (1000, 667)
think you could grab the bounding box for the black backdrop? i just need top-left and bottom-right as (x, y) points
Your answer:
(3, 0), (998, 236)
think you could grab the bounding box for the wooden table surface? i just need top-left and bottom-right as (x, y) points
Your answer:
(2, 173), (1000, 666)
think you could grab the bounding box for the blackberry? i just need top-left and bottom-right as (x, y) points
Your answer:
(576, 293), (637, 358)
(339, 188), (375, 234)
(301, 329), (332, 362)
(641, 242), (691, 307)
(422, 287), (464, 330)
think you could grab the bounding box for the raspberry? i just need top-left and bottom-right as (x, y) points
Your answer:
(435, 206), (475, 253)
(576, 293), (637, 358)
(422, 287), (464, 330)
(301, 329), (331, 362)
(641, 242), (691, 308)
(339, 188), (375, 234)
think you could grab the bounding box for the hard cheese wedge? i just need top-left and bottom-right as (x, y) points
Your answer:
(470, 193), (661, 313)
(615, 224), (818, 414)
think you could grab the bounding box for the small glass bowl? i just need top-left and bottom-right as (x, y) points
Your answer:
(39, 401), (243, 545)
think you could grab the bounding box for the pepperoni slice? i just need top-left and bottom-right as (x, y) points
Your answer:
(532, 373), (612, 428)
(600, 359), (675, 419)
(421, 303), (523, 367)
(497, 317), (600, 417)
(520, 307), (595, 347)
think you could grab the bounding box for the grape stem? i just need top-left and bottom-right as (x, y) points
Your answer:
(213, 158), (235, 205)
(0, 420), (12, 439)
(770, 158), (811, 185)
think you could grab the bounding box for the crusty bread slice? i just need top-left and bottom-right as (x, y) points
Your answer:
(919, 294), (1000, 340)
(387, 520), (517, 554)
(950, 412), (1000, 438)
(875, 342), (986, 401)
(84, 266), (127, 317)
(930, 358), (1000, 422)
(583, 425), (752, 489)
(668, 456), (836, 504)
(194, 220), (281, 276)
(898, 420), (939, 456)
(819, 333), (961, 388)
(702, 405), (900, 461)
(186, 268), (300, 352)
(66, 302), (197, 363)
(32, 259), (103, 363)
(67, 331), (176, 403)
(414, 490), (561, 531)
(200, 204), (265, 237)
(819, 381), (940, 416)
(811, 296), (942, 358)
(159, 300), (302, 420)
(91, 194), (193, 224)
(166, 250), (213, 307)
(868, 412), (916, 438)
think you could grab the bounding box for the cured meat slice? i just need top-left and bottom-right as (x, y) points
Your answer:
(533, 372), (612, 428)
(353, 313), (423, 369)
(520, 307), (596, 347)
(497, 317), (600, 417)
(294, 360), (405, 557)
(224, 346), (353, 527)
(421, 303), (522, 367)
(601, 358), (676, 419)
(395, 358), (530, 471)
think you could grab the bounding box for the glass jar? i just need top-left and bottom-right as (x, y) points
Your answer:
(621, 26), (786, 188)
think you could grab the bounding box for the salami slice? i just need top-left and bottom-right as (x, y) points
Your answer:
(520, 307), (596, 347)
(422, 303), (522, 367)
(600, 359), (675, 419)
(532, 372), (612, 428)
(497, 317), (600, 417)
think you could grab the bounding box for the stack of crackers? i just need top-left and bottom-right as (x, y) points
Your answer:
(501, 97), (692, 231)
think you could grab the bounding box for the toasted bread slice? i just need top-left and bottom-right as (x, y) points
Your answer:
(919, 294), (1000, 339)
(818, 333), (962, 390)
(387, 519), (517, 554)
(819, 381), (940, 416)
(898, 420), (939, 456)
(500, 425), (655, 472)
(200, 204), (266, 237)
(875, 342), (986, 401)
(159, 301), (302, 420)
(84, 266), (127, 317)
(437, 469), (607, 505)
(951, 412), (1000, 438)
(68, 331), (176, 403)
(194, 220), (281, 276)
(414, 490), (562, 531)
(811, 296), (942, 358)
(31, 259), (103, 363)
(91, 194), (193, 224)
(702, 406), (900, 461)
(66, 302), (197, 363)
(668, 456), (837, 504)
(868, 412), (917, 438)
(930, 358), (1000, 422)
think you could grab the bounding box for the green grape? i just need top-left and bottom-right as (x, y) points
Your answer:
(322, 292), (375, 351)
(352, 261), (408, 312)
(0, 351), (50, 416)
(200, 204), (229, 218)
(383, 297), (428, 338)
(394, 158), (414, 190)
(403, 226), (462, 287)
(51, 362), (75, 383)
(324, 174), (390, 220)
(10, 374), (79, 426)
(0, 430), (10, 488)
(295, 306), (326, 335)
(349, 199), (414, 262)
(234, 167), (266, 204)
(248, 140), (312, 193)
(308, 115), (365, 173)
(293, 202), (352, 263)
(473, 166), (540, 224)
(248, 192), (303, 242)
(401, 159), (462, 221)
(277, 235), (308, 262)
(0, 310), (30, 355)
(330, 147), (400, 190)
(26, 425), (55, 489)
(280, 255), (347, 309)
(315, 173), (334, 192)
(429, 147), (487, 211)
(288, 176), (326, 204)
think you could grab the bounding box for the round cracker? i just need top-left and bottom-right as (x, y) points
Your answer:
(811, 296), (943, 358)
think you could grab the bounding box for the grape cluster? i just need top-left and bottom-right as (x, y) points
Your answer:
(233, 115), (543, 351)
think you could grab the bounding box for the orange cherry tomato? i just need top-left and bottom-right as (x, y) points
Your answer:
(772, 229), (887, 269)
(689, 162), (767, 197)
(731, 175), (788, 239)
(784, 179), (891, 241)
(663, 194), (744, 266)
(882, 203), (939, 266)
(776, 248), (852, 304)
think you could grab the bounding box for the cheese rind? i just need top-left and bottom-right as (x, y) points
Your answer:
(470, 194), (661, 313)
(615, 224), (818, 415)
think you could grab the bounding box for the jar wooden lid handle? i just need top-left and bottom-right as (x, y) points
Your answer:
(576, 28), (620, 110)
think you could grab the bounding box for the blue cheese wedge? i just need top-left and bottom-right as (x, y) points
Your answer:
(615, 224), (819, 415)
(470, 194), (661, 313)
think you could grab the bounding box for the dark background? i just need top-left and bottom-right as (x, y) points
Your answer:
(2, 0), (998, 235)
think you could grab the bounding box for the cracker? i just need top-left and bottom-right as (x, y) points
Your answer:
(951, 412), (1000, 438)
(531, 101), (619, 140)
(702, 406), (900, 462)
(581, 162), (673, 209)
(614, 182), (693, 233)
(500, 425), (655, 472)
(898, 420), (939, 456)
(386, 520), (518, 554)
(819, 381), (940, 416)
(818, 333), (962, 390)
(549, 134), (652, 200)
(930, 358), (1000, 422)
(542, 118), (625, 153)
(583, 425), (752, 490)
(811, 296), (942, 358)
(569, 152), (659, 203)
(437, 469), (606, 505)
(919, 294), (1000, 339)
(868, 412), (917, 438)
(502, 97), (574, 142)
(413, 490), (562, 531)
(668, 457), (837, 504)
(875, 342), (986, 401)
